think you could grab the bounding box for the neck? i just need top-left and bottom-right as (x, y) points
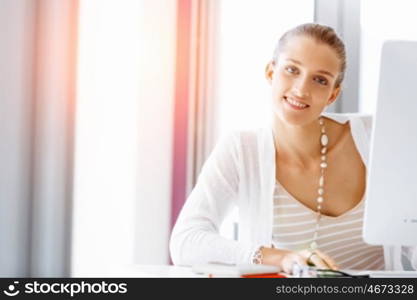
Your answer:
(272, 116), (324, 169)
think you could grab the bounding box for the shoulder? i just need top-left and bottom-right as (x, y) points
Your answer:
(347, 113), (373, 131)
(324, 112), (373, 137)
(214, 127), (271, 162)
(347, 113), (373, 138)
(219, 127), (270, 146)
(324, 112), (373, 124)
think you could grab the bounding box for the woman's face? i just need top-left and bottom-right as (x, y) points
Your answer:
(266, 35), (341, 126)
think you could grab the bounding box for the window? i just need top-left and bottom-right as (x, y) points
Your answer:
(215, 0), (314, 239)
(217, 0), (315, 133)
(72, 0), (176, 275)
(360, 0), (417, 113)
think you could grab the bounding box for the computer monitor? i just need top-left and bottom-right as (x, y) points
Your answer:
(363, 40), (417, 246)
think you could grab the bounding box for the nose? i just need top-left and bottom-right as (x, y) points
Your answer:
(292, 76), (310, 98)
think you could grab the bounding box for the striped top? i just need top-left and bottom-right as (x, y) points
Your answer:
(272, 181), (385, 270)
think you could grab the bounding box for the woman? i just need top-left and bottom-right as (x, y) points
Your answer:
(169, 23), (417, 274)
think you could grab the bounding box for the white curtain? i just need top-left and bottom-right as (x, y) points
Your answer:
(0, 0), (78, 277)
(185, 0), (221, 195)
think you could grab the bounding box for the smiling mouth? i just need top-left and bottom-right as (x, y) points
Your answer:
(283, 96), (310, 110)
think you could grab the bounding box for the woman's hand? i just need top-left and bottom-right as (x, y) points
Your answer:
(260, 247), (339, 274)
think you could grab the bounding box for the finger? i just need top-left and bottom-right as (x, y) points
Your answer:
(281, 254), (307, 274)
(297, 249), (326, 267)
(309, 253), (330, 269)
(294, 255), (308, 270)
(297, 249), (311, 258)
(314, 249), (339, 270)
(281, 260), (293, 274)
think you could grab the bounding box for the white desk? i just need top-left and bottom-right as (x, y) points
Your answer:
(73, 265), (417, 278)
(74, 265), (205, 278)
(349, 270), (417, 278)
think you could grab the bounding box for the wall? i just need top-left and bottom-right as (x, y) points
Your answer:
(0, 0), (34, 276)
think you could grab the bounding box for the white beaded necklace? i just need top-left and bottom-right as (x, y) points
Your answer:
(309, 116), (328, 251)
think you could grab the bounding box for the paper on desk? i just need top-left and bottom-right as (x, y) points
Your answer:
(192, 262), (281, 277)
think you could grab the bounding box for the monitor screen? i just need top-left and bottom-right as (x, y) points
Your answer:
(363, 40), (417, 246)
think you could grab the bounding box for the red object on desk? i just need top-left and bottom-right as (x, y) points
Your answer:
(241, 273), (287, 278)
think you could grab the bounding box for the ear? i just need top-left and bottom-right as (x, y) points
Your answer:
(265, 61), (275, 84)
(327, 86), (341, 106)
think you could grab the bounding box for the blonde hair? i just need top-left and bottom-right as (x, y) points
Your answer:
(273, 23), (346, 88)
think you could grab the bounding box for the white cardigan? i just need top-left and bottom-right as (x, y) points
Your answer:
(170, 113), (417, 271)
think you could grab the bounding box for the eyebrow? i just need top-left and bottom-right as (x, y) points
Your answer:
(286, 58), (335, 78)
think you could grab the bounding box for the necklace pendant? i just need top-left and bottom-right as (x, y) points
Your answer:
(321, 134), (328, 146)
(311, 117), (325, 254)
